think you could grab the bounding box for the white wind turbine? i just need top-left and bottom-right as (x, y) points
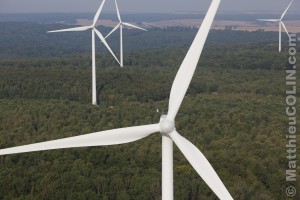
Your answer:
(257, 0), (293, 52)
(105, 0), (147, 67)
(48, 0), (120, 105)
(0, 0), (233, 199)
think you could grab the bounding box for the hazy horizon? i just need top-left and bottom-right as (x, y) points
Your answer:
(1, 0), (300, 14)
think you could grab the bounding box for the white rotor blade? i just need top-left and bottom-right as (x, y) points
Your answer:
(281, 21), (291, 40)
(115, 0), (122, 22)
(281, 0), (294, 20)
(105, 23), (121, 39)
(257, 19), (279, 22)
(47, 26), (91, 33)
(170, 131), (233, 200)
(93, 0), (106, 27)
(123, 22), (147, 31)
(0, 124), (160, 156)
(167, 0), (221, 120)
(94, 28), (120, 65)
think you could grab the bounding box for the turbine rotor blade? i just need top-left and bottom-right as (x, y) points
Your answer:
(281, 21), (291, 40)
(93, 0), (106, 27)
(122, 22), (147, 31)
(257, 19), (280, 22)
(0, 124), (160, 156)
(170, 130), (233, 200)
(105, 23), (121, 39)
(115, 0), (122, 22)
(281, 0), (294, 20)
(94, 28), (120, 65)
(167, 0), (221, 120)
(47, 26), (92, 33)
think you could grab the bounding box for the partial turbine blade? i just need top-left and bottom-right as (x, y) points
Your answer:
(0, 124), (160, 156)
(257, 19), (279, 22)
(105, 23), (121, 39)
(281, 0), (294, 20)
(167, 0), (221, 120)
(281, 21), (291, 40)
(115, 0), (122, 22)
(47, 26), (91, 33)
(93, 0), (106, 27)
(94, 28), (120, 65)
(170, 130), (233, 200)
(123, 22), (147, 31)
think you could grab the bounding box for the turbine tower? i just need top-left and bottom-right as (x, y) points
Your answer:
(48, 0), (120, 105)
(105, 0), (147, 67)
(0, 0), (233, 199)
(257, 0), (293, 52)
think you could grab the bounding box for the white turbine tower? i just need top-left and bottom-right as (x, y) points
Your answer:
(257, 0), (293, 52)
(48, 0), (120, 105)
(105, 0), (147, 67)
(0, 0), (233, 199)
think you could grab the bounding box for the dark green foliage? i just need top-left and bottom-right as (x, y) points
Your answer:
(0, 64), (299, 199)
(0, 21), (299, 199)
(1, 21), (298, 71)
(0, 21), (296, 60)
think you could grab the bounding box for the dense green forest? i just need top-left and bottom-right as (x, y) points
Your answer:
(0, 20), (299, 199)
(0, 22), (294, 59)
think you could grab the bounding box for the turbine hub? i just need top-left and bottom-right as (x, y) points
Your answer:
(159, 116), (175, 134)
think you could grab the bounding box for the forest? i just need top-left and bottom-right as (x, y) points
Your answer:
(0, 20), (300, 199)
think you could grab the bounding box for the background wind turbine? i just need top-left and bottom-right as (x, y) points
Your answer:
(105, 0), (147, 67)
(0, 0), (233, 199)
(48, 0), (120, 105)
(257, 0), (293, 52)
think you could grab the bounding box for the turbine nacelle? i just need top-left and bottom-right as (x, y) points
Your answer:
(46, 0), (120, 105)
(159, 116), (175, 134)
(104, 0), (147, 67)
(257, 0), (293, 52)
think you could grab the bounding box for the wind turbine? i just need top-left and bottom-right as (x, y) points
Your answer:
(105, 0), (147, 67)
(48, 0), (120, 105)
(257, 0), (293, 52)
(0, 0), (233, 199)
